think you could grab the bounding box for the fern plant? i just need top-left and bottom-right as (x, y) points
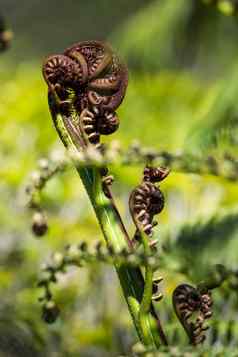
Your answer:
(24, 39), (237, 352)
(1, 3), (238, 354)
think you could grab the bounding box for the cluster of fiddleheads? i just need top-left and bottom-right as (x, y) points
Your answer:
(43, 41), (128, 151)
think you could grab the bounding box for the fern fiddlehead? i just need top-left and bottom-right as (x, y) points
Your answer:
(129, 166), (169, 345)
(42, 40), (167, 348)
(43, 41), (128, 149)
(129, 166), (169, 244)
(173, 284), (213, 345)
(172, 264), (228, 346)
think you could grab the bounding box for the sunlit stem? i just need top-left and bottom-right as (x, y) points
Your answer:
(50, 107), (166, 348)
(137, 231), (156, 344)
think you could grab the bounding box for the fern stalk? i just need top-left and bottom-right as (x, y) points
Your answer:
(50, 107), (167, 348)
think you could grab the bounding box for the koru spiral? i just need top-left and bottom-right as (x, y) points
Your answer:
(129, 166), (170, 241)
(172, 284), (213, 346)
(42, 41), (128, 149)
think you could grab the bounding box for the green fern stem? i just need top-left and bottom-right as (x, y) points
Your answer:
(50, 108), (166, 348)
(138, 231), (155, 345)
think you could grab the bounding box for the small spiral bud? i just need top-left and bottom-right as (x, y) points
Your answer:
(42, 301), (60, 324)
(172, 284), (213, 345)
(129, 166), (169, 240)
(143, 166), (170, 183)
(97, 112), (119, 135)
(149, 189), (164, 215)
(32, 212), (48, 237)
(43, 54), (83, 88)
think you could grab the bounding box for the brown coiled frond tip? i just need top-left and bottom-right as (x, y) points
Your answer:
(43, 41), (128, 113)
(97, 112), (119, 135)
(43, 55), (84, 88)
(129, 166), (169, 240)
(173, 284), (213, 346)
(143, 166), (170, 183)
(43, 41), (128, 146)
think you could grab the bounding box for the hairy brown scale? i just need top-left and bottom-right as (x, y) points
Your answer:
(173, 284), (213, 346)
(89, 75), (120, 91)
(78, 109), (119, 150)
(43, 41), (128, 147)
(129, 167), (169, 239)
(79, 109), (101, 149)
(63, 41), (128, 112)
(130, 182), (164, 237)
(64, 41), (111, 79)
(143, 166), (169, 183)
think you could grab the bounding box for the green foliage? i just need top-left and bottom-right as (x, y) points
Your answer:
(112, 0), (193, 71)
(185, 62), (238, 154)
(164, 207), (238, 278)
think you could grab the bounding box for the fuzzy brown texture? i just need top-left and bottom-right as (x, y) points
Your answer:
(173, 284), (213, 346)
(43, 41), (128, 146)
(129, 166), (169, 239)
(43, 41), (127, 115)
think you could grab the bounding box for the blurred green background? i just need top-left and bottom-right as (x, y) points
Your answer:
(1, 0), (238, 356)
